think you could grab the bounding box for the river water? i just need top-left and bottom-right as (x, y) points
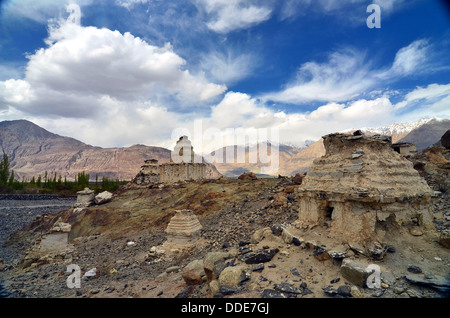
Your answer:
(0, 195), (76, 297)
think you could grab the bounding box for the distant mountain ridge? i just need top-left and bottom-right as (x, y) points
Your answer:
(0, 120), (221, 181)
(0, 118), (448, 179)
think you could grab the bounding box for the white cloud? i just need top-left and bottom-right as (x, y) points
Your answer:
(0, 4), (226, 118)
(200, 50), (257, 84)
(262, 48), (375, 103)
(262, 39), (435, 105)
(193, 0), (272, 33)
(0, 0), (92, 23)
(390, 39), (430, 76)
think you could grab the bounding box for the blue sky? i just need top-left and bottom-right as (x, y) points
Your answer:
(0, 0), (449, 150)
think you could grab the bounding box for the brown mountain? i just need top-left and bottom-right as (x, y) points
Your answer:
(211, 118), (450, 177)
(0, 120), (221, 181)
(398, 119), (450, 151)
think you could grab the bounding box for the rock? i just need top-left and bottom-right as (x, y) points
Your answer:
(262, 289), (285, 298)
(409, 227), (423, 236)
(94, 191), (113, 205)
(203, 252), (234, 281)
(241, 249), (279, 264)
(82, 268), (97, 279)
(322, 286), (339, 297)
(238, 172), (257, 180)
(350, 286), (363, 298)
(439, 230), (450, 248)
(292, 237), (302, 246)
(270, 223), (283, 236)
(219, 286), (237, 296)
(366, 242), (387, 260)
(405, 273), (450, 293)
(182, 260), (205, 285)
(166, 265), (181, 273)
(252, 264), (264, 272)
(156, 272), (167, 282)
(340, 259), (370, 287)
(218, 266), (248, 288)
(313, 246), (330, 261)
(274, 283), (300, 297)
(337, 285), (352, 297)
(272, 193), (287, 207)
(252, 227), (271, 242)
(209, 280), (220, 296)
(290, 267), (302, 277)
(407, 265), (422, 274)
(441, 129), (450, 149)
(292, 173), (305, 185)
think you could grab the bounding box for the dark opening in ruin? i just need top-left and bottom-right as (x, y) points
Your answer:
(393, 147), (400, 154)
(325, 207), (334, 220)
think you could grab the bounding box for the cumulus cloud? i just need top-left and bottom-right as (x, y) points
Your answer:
(0, 4), (226, 118)
(193, 0), (273, 33)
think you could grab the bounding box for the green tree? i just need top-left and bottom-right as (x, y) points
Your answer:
(0, 154), (10, 186)
(8, 170), (14, 186)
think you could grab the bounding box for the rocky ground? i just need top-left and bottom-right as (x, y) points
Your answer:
(0, 177), (449, 299)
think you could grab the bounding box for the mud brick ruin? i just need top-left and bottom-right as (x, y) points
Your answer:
(297, 132), (435, 242)
(165, 209), (203, 244)
(134, 136), (206, 184)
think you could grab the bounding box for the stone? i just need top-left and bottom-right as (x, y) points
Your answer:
(270, 223), (283, 236)
(252, 227), (271, 242)
(409, 227), (423, 236)
(440, 129), (450, 149)
(166, 265), (181, 273)
(241, 249), (279, 264)
(405, 273), (450, 293)
(272, 193), (287, 207)
(218, 266), (248, 288)
(219, 286), (237, 296)
(340, 259), (370, 287)
(407, 265), (422, 274)
(350, 286), (363, 298)
(439, 230), (450, 248)
(203, 252), (234, 281)
(313, 246), (330, 261)
(262, 289), (285, 298)
(182, 260), (205, 285)
(322, 286), (339, 297)
(209, 280), (220, 296)
(238, 172), (257, 180)
(337, 285), (352, 297)
(274, 283), (300, 297)
(82, 268), (97, 279)
(252, 263), (265, 272)
(292, 173), (305, 185)
(94, 191), (113, 205)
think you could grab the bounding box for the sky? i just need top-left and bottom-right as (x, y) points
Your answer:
(0, 0), (449, 152)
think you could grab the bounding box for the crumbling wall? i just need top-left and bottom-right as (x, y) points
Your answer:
(159, 163), (206, 183)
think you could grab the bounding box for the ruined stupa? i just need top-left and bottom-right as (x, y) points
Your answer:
(297, 132), (435, 242)
(133, 136), (206, 184)
(165, 210), (203, 243)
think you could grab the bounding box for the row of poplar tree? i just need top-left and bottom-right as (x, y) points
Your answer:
(0, 154), (124, 192)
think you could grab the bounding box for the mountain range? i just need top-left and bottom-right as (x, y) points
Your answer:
(0, 118), (449, 180)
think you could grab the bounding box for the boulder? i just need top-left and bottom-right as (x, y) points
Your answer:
(182, 260), (206, 285)
(240, 248), (279, 264)
(218, 266), (248, 288)
(340, 259), (371, 287)
(441, 129), (450, 149)
(439, 230), (450, 248)
(94, 191), (113, 205)
(292, 173), (305, 185)
(238, 172), (257, 180)
(203, 252), (234, 281)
